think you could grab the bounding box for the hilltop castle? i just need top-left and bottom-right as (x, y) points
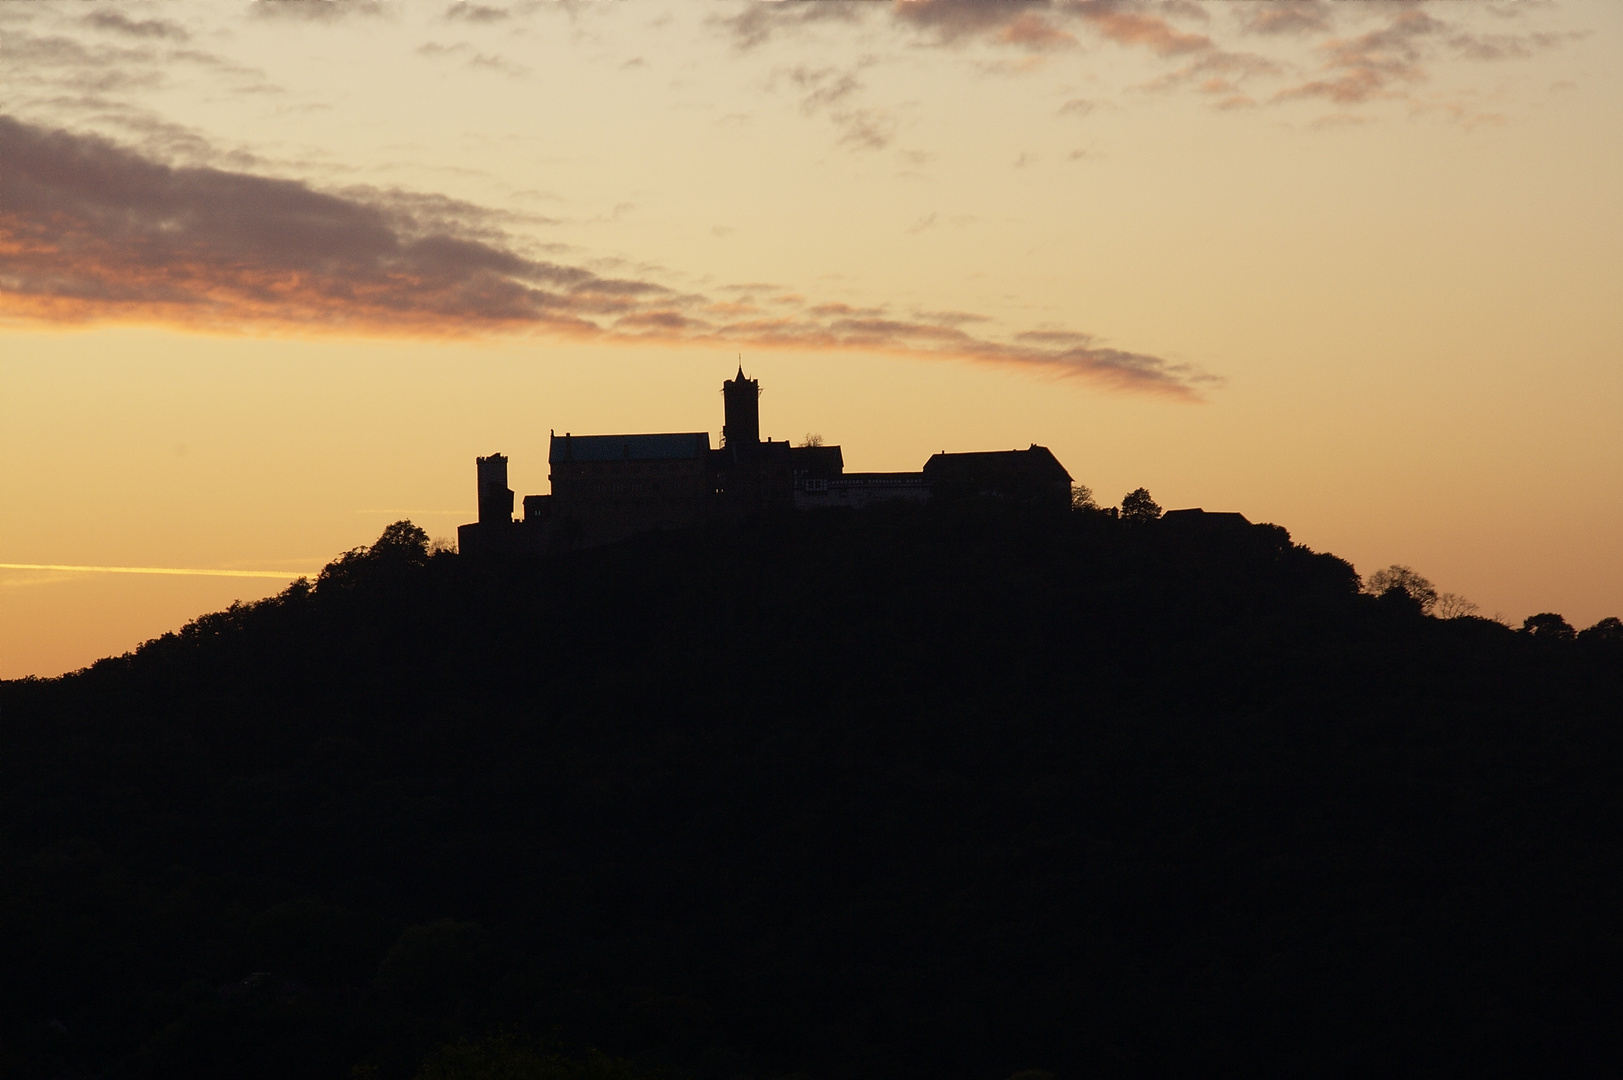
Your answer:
(458, 367), (1073, 553)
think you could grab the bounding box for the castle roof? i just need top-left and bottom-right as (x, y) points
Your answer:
(922, 444), (1072, 485)
(788, 443), (844, 476)
(1161, 508), (1251, 527)
(549, 432), (711, 463)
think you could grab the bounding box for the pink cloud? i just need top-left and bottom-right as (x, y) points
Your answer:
(0, 116), (1211, 398)
(1078, 7), (1212, 57)
(1276, 10), (1442, 105)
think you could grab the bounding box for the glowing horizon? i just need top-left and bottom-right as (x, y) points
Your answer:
(0, 563), (318, 580)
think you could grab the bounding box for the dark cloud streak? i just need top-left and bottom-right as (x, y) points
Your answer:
(719, 1), (1575, 118)
(1236, 2), (1333, 38)
(717, 0), (865, 51)
(445, 4), (511, 24)
(0, 116), (1208, 397)
(83, 10), (191, 41)
(249, 0), (391, 22)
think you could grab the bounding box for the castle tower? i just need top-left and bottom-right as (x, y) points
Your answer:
(722, 364), (761, 452)
(476, 453), (514, 525)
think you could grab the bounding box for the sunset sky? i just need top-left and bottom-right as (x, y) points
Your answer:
(3, 0), (1621, 677)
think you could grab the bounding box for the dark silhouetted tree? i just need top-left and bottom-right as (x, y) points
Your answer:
(1364, 565), (1438, 615)
(1579, 615), (1623, 642)
(8, 508), (1623, 1080)
(1521, 612), (1576, 640)
(318, 520), (430, 590)
(1120, 487), (1161, 523)
(374, 519), (431, 560)
(1434, 592), (1479, 619)
(1070, 484), (1097, 511)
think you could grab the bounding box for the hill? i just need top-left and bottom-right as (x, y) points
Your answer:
(3, 504), (1621, 1079)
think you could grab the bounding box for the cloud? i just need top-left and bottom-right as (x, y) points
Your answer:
(469, 52), (529, 77)
(891, 0), (1037, 45)
(1257, 7), (1581, 108)
(995, 12), (1077, 52)
(1236, 2), (1333, 38)
(1077, 5), (1212, 57)
(0, 117), (1209, 397)
(747, 1), (1256, 110)
(418, 41), (471, 58)
(1446, 28), (1583, 63)
(717, 0), (865, 51)
(891, 0), (1076, 51)
(776, 64), (896, 150)
(1144, 47), (1279, 101)
(711, 1), (1579, 121)
(83, 10), (191, 41)
(250, 0), (391, 22)
(3, 33), (164, 93)
(80, 108), (268, 169)
(785, 65), (863, 111)
(417, 41), (526, 76)
(0, 116), (642, 336)
(830, 107), (896, 150)
(1276, 9), (1442, 105)
(4, 29), (271, 101)
(884, 0), (1212, 57)
(445, 3), (511, 24)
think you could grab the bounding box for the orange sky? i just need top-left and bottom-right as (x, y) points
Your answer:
(4, 1), (1621, 677)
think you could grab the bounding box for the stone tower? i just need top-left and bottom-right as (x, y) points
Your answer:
(722, 364), (760, 453)
(476, 453), (513, 525)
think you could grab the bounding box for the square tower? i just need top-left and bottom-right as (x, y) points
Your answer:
(722, 365), (760, 452)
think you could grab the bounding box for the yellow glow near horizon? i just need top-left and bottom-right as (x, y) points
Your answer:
(0, 564), (316, 580)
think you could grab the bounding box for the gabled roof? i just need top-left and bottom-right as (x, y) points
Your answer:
(549, 432), (711, 463)
(921, 444), (1072, 484)
(1162, 508), (1252, 527)
(789, 443), (845, 476)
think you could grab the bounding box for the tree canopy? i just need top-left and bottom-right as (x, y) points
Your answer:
(1363, 564), (1439, 615)
(2, 507), (1619, 1080)
(1119, 487), (1162, 522)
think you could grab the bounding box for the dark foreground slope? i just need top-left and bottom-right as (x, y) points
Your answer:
(3, 506), (1621, 1080)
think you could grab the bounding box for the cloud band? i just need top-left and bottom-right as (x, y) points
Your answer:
(0, 115), (1208, 397)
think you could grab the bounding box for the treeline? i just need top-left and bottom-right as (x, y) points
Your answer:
(2, 502), (1621, 1079)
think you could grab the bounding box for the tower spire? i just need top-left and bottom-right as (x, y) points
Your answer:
(722, 362), (761, 451)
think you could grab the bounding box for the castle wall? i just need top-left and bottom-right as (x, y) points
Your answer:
(550, 456), (711, 546)
(795, 472), (929, 510)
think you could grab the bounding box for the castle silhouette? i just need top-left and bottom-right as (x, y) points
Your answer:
(458, 366), (1073, 553)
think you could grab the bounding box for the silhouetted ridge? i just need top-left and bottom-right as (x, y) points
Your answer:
(2, 506), (1620, 1080)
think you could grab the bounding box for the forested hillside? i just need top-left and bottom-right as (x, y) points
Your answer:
(4, 505), (1621, 1079)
